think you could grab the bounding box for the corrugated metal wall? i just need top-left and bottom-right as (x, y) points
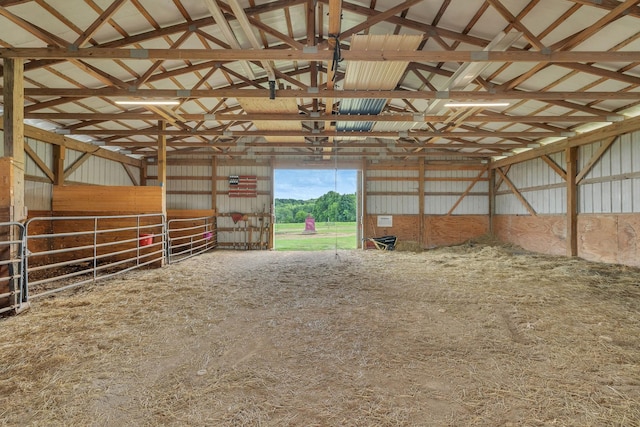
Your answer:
(425, 169), (489, 215)
(495, 131), (640, 215)
(24, 137), (53, 210)
(579, 131), (640, 213)
(147, 163), (212, 210)
(366, 169), (419, 214)
(495, 151), (566, 215)
(18, 133), (139, 212)
(65, 149), (135, 186)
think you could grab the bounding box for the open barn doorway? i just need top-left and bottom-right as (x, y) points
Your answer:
(273, 169), (359, 251)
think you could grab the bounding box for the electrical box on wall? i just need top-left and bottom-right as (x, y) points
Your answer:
(377, 215), (393, 227)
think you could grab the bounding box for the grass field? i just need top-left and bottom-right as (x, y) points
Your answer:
(273, 222), (357, 251)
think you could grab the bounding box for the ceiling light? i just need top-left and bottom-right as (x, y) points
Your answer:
(444, 102), (510, 108)
(115, 100), (180, 106)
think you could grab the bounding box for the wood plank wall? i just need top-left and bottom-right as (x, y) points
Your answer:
(25, 187), (165, 266)
(52, 186), (163, 213)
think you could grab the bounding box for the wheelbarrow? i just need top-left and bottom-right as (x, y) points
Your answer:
(365, 235), (397, 251)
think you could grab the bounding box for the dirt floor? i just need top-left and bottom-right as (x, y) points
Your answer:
(1, 243), (640, 426)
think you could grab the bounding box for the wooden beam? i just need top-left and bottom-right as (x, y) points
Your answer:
(140, 158), (148, 186)
(21, 87), (640, 101)
(494, 165), (511, 191)
(2, 58), (25, 223)
(564, 0), (640, 19)
(495, 167), (537, 216)
(52, 145), (65, 186)
(211, 156), (217, 212)
(566, 146), (578, 257)
(122, 164), (139, 186)
(63, 152), (92, 179)
(157, 121), (167, 215)
(552, 0), (640, 51)
(337, 0), (422, 42)
(2, 47), (640, 62)
(488, 168), (495, 234)
(541, 154), (567, 180)
(418, 158), (425, 247)
(59, 128), (570, 138)
(446, 167), (488, 215)
(486, 0), (545, 50)
(24, 143), (54, 183)
(25, 112), (624, 123)
(575, 136), (617, 184)
(0, 120), (142, 167)
(73, 0), (128, 47)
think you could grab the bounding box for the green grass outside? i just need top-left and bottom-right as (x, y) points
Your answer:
(273, 222), (357, 251)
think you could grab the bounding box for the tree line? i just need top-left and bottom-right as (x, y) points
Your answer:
(275, 191), (356, 223)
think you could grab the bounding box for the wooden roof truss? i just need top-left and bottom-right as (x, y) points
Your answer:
(0, 0), (639, 161)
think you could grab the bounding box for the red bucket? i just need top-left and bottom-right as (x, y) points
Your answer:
(139, 233), (153, 246)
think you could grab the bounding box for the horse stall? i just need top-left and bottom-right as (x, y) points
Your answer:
(24, 185), (165, 298)
(166, 209), (217, 263)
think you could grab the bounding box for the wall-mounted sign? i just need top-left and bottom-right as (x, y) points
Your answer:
(377, 215), (393, 227)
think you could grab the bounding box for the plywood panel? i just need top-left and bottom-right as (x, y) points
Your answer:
(493, 215), (566, 256)
(577, 214), (640, 267)
(617, 215), (640, 267)
(53, 186), (162, 213)
(425, 215), (489, 247)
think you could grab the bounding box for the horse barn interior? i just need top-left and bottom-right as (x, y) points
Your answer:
(2, 0), (640, 425)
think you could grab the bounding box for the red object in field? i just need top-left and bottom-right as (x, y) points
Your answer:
(139, 234), (153, 246)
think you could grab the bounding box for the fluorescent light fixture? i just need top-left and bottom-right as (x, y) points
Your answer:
(444, 102), (510, 108)
(115, 100), (180, 105)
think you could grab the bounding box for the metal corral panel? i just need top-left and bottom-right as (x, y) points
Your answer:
(580, 130), (640, 214)
(64, 149), (135, 186)
(367, 195), (419, 215)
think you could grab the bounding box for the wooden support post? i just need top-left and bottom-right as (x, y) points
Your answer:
(418, 158), (425, 248)
(566, 146), (578, 257)
(157, 121), (167, 216)
(140, 158), (148, 186)
(211, 156), (217, 212)
(356, 170), (363, 248)
(157, 121), (166, 266)
(2, 58), (25, 220)
(268, 159), (275, 250)
(361, 158), (368, 249)
(488, 167), (495, 235)
(53, 143), (65, 186)
(2, 58), (27, 313)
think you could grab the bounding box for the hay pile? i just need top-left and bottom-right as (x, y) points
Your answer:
(1, 244), (639, 426)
